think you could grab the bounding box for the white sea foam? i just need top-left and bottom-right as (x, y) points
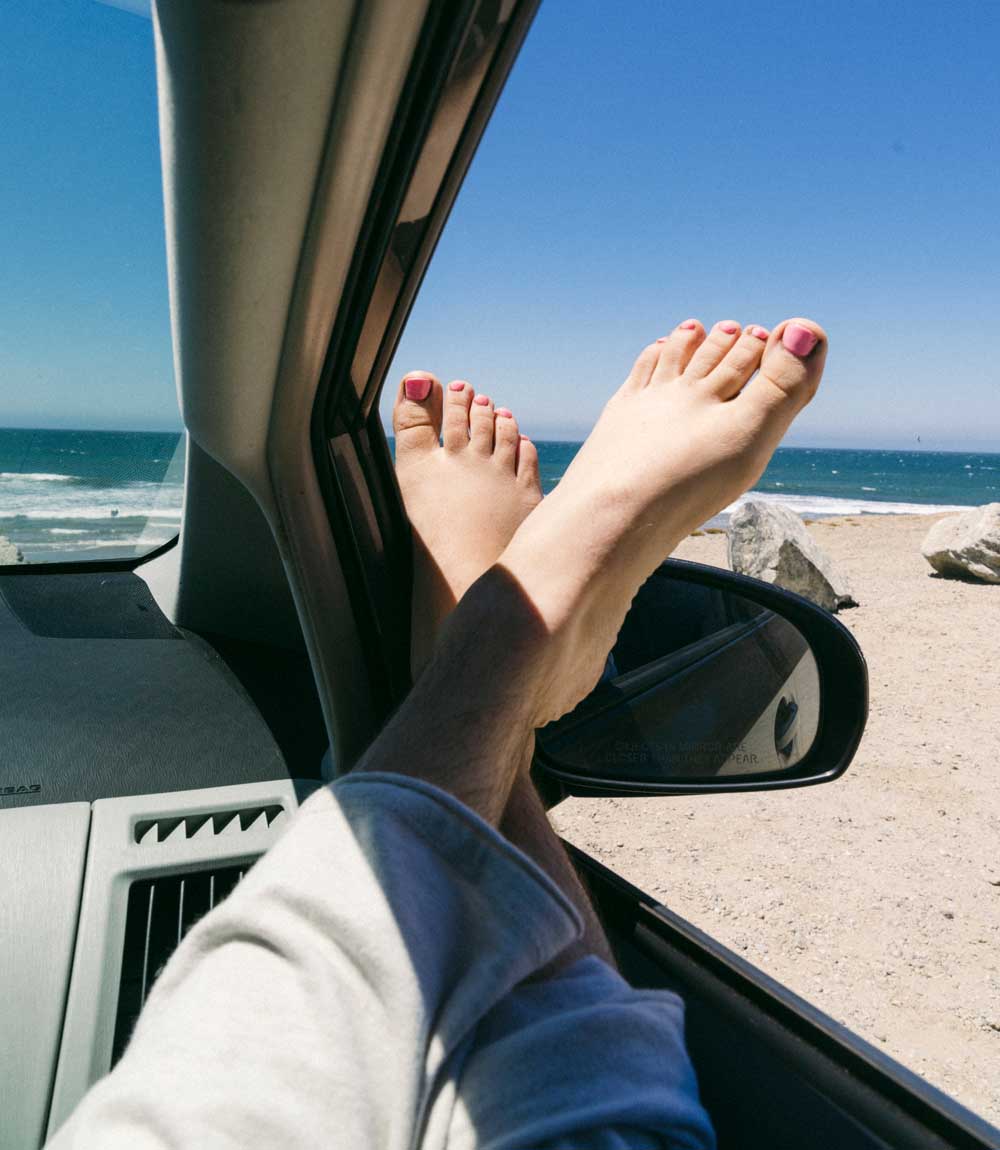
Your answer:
(0, 473), (182, 522)
(720, 490), (970, 519)
(8, 507), (182, 522)
(0, 471), (76, 482)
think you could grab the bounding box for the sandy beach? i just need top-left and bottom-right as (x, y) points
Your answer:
(552, 512), (1000, 1125)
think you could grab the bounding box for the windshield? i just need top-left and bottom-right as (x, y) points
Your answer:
(0, 2), (181, 566)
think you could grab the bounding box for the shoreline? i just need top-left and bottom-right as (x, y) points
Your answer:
(700, 495), (976, 531)
(2, 500), (985, 567)
(695, 507), (956, 536)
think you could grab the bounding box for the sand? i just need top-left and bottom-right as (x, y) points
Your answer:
(551, 513), (1000, 1125)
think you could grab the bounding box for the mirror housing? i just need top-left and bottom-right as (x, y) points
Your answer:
(534, 559), (868, 798)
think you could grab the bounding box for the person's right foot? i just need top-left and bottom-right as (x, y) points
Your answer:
(392, 370), (543, 677)
(488, 317), (828, 727)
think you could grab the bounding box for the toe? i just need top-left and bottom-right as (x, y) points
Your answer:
(442, 379), (473, 452)
(621, 342), (662, 392)
(393, 371), (443, 456)
(682, 320), (743, 380)
(742, 318), (827, 425)
(469, 393), (495, 454)
(650, 319), (707, 381)
(493, 406), (520, 468)
(516, 435), (542, 493)
(701, 325), (768, 400)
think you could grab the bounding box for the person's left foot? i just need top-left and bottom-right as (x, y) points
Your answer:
(393, 370), (543, 675)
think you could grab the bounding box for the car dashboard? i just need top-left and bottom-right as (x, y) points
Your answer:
(0, 569), (321, 1147)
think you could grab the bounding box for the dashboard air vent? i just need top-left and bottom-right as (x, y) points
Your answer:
(111, 866), (246, 1064)
(134, 804), (285, 845)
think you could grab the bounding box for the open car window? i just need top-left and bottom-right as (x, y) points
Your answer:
(377, 0), (1000, 1130)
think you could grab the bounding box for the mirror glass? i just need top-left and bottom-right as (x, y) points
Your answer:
(538, 568), (821, 783)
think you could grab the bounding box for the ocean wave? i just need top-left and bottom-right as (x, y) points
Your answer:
(0, 471), (76, 483)
(0, 477), (183, 520)
(721, 491), (970, 519)
(1, 507), (182, 522)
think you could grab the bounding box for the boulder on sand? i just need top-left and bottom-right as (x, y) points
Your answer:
(921, 503), (1000, 583)
(727, 501), (857, 612)
(0, 535), (24, 565)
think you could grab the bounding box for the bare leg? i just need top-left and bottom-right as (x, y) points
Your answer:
(384, 317), (826, 958)
(391, 371), (613, 961)
(500, 768), (616, 969)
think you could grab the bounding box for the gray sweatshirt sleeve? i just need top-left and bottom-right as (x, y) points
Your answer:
(442, 955), (715, 1149)
(46, 773), (713, 1150)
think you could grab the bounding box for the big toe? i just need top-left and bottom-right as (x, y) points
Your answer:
(746, 319), (827, 417)
(394, 371), (443, 456)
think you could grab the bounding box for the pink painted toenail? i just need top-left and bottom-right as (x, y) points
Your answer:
(719, 321), (740, 335)
(656, 337), (668, 343)
(679, 320), (699, 330)
(404, 375), (432, 401)
(473, 394), (490, 406)
(448, 380), (466, 391)
(750, 325), (769, 341)
(782, 323), (819, 357)
(496, 407), (513, 418)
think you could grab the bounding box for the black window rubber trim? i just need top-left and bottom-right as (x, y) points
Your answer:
(572, 843), (1000, 1150)
(310, 0), (542, 722)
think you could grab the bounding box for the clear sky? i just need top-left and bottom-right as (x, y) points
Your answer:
(3, 1), (999, 449)
(0, 1), (171, 429)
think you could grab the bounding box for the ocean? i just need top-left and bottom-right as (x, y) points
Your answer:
(0, 428), (184, 563)
(1, 428), (998, 563)
(533, 442), (1000, 525)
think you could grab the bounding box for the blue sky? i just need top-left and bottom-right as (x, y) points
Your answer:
(3, 2), (1000, 449)
(0, 2), (170, 429)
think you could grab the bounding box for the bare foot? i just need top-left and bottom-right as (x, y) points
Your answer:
(393, 370), (542, 675)
(492, 317), (828, 726)
(366, 319), (825, 826)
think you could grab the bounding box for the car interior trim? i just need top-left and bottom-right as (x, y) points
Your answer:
(46, 779), (317, 1140)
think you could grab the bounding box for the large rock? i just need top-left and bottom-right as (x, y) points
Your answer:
(0, 535), (24, 565)
(727, 501), (857, 612)
(921, 503), (1000, 583)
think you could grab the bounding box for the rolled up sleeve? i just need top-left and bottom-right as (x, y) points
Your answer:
(47, 774), (712, 1150)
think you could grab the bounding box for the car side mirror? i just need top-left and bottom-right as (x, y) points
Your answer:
(534, 558), (868, 796)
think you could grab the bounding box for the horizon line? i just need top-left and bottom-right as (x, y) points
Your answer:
(2, 424), (998, 457)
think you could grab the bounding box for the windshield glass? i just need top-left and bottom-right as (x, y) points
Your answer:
(0, 2), (181, 566)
